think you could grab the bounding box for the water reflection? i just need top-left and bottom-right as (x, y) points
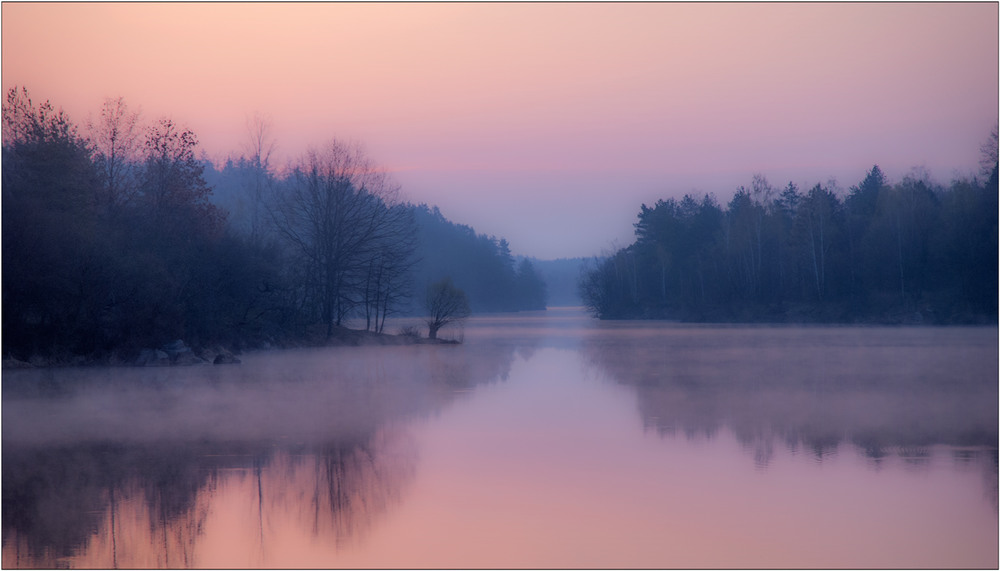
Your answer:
(582, 324), (998, 503)
(3, 314), (997, 568)
(4, 431), (417, 568)
(2, 342), (519, 568)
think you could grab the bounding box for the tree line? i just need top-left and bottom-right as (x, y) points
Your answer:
(205, 163), (548, 316)
(580, 145), (998, 323)
(1, 88), (546, 363)
(408, 204), (547, 313)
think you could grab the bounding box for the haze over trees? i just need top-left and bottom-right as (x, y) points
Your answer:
(3, 85), (994, 365)
(407, 204), (548, 313)
(207, 174), (549, 317)
(1, 88), (547, 363)
(580, 150), (999, 323)
(533, 258), (586, 306)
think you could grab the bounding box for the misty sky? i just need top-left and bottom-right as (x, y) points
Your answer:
(3, 2), (997, 259)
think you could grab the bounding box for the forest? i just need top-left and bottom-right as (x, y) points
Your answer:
(1, 88), (547, 364)
(580, 151), (998, 324)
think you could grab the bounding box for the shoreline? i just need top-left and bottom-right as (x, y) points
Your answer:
(2, 325), (461, 370)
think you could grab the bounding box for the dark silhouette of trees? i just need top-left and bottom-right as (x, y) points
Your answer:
(109, 118), (231, 349)
(240, 112), (276, 245)
(139, 118), (222, 234)
(582, 151), (998, 323)
(360, 203), (417, 333)
(845, 165), (886, 300)
(1, 90), (287, 359)
(513, 259), (547, 310)
(2, 87), (104, 357)
(271, 140), (414, 337)
(794, 182), (843, 302)
(980, 123), (998, 181)
(2, 87), (550, 362)
(23, 85), (996, 357)
(424, 277), (471, 339)
(578, 252), (628, 319)
(87, 97), (142, 216)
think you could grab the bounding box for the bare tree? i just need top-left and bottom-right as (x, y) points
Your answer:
(424, 277), (470, 340)
(242, 112), (277, 244)
(243, 112), (276, 172)
(362, 203), (417, 333)
(87, 97), (142, 215)
(271, 139), (411, 337)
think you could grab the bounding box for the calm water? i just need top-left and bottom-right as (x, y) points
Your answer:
(3, 309), (997, 568)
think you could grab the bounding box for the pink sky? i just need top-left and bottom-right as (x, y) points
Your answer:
(3, 2), (997, 259)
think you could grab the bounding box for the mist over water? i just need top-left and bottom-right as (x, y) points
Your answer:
(3, 309), (997, 568)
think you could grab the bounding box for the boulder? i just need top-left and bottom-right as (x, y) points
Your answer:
(172, 350), (209, 366)
(197, 346), (240, 365)
(159, 339), (208, 365)
(197, 347), (216, 362)
(136, 349), (170, 367)
(213, 352), (241, 365)
(161, 339), (189, 357)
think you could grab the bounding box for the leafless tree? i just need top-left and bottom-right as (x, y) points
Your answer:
(87, 97), (142, 215)
(241, 112), (277, 244)
(243, 112), (276, 172)
(362, 203), (417, 333)
(424, 277), (470, 340)
(271, 139), (412, 337)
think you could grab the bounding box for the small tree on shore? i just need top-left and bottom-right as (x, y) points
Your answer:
(425, 277), (470, 339)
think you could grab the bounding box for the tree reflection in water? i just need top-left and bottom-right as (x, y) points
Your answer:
(2, 341), (520, 568)
(581, 325), (998, 505)
(4, 317), (994, 567)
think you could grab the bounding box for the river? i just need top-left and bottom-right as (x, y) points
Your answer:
(2, 308), (997, 568)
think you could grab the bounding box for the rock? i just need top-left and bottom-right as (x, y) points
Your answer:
(213, 353), (241, 365)
(172, 350), (209, 366)
(197, 347), (219, 363)
(136, 349), (170, 367)
(157, 339), (207, 365)
(197, 346), (240, 365)
(161, 339), (189, 357)
(2, 358), (34, 369)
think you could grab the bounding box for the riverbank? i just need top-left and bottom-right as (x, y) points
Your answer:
(2, 324), (460, 370)
(593, 299), (997, 326)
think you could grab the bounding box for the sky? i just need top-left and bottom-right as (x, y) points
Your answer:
(2, 2), (997, 259)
